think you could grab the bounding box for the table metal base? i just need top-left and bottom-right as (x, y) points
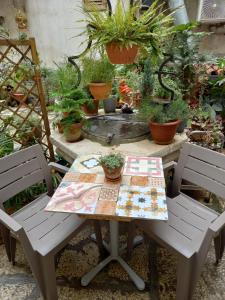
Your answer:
(82, 221), (145, 290)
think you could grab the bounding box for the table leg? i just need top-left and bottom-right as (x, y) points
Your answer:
(81, 220), (145, 290)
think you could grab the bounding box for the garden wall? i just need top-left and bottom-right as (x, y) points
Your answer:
(0, 0), (224, 66)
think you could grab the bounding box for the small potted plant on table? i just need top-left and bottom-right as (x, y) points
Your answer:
(99, 153), (124, 181)
(82, 55), (115, 100)
(139, 98), (189, 145)
(80, 0), (174, 64)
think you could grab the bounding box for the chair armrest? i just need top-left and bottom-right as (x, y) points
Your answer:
(48, 162), (69, 174)
(163, 161), (177, 173)
(0, 209), (22, 233)
(209, 212), (225, 235)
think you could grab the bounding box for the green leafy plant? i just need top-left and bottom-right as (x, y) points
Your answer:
(79, 0), (175, 59)
(0, 133), (14, 158)
(139, 98), (189, 124)
(49, 88), (90, 113)
(153, 77), (182, 99)
(99, 153), (124, 170)
(81, 54), (115, 85)
(141, 58), (155, 99)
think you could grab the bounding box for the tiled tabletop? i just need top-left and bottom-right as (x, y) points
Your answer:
(46, 155), (168, 221)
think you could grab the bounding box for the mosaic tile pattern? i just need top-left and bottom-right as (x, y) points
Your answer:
(46, 155), (167, 221)
(123, 156), (163, 177)
(45, 182), (101, 214)
(70, 155), (103, 174)
(116, 185), (168, 220)
(130, 176), (148, 186)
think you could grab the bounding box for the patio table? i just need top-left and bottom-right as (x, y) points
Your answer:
(45, 154), (168, 290)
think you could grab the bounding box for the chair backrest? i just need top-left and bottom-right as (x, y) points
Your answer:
(173, 142), (225, 199)
(0, 144), (54, 208)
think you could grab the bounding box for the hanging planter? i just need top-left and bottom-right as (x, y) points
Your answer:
(80, 0), (175, 66)
(106, 43), (139, 65)
(89, 83), (112, 100)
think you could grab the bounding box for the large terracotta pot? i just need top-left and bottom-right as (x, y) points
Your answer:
(64, 123), (82, 142)
(82, 100), (99, 116)
(106, 42), (138, 64)
(149, 120), (181, 145)
(89, 83), (112, 100)
(102, 165), (123, 182)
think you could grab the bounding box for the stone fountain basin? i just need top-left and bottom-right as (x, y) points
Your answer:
(82, 113), (150, 146)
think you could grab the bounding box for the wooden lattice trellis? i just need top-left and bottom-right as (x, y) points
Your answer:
(0, 38), (54, 161)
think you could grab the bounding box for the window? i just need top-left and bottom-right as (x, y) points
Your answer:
(83, 0), (107, 11)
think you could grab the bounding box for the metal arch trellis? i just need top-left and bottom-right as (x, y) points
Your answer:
(68, 0), (177, 100)
(0, 38), (54, 161)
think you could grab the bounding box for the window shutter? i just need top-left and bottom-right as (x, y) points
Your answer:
(83, 0), (107, 11)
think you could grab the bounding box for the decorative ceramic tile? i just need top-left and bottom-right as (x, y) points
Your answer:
(79, 173), (97, 183)
(130, 176), (148, 186)
(98, 187), (119, 202)
(121, 175), (131, 185)
(63, 173), (80, 182)
(123, 156), (163, 177)
(95, 201), (117, 215)
(95, 174), (105, 184)
(148, 177), (166, 188)
(45, 182), (102, 214)
(115, 185), (168, 220)
(70, 155), (103, 174)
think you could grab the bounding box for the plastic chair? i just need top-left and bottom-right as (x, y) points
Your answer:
(0, 144), (102, 300)
(129, 142), (225, 300)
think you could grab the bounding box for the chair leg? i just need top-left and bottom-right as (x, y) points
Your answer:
(176, 255), (196, 300)
(127, 221), (136, 260)
(37, 254), (58, 300)
(0, 225), (11, 261)
(10, 237), (17, 265)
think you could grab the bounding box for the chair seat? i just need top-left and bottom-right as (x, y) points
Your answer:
(137, 193), (219, 258)
(12, 194), (85, 256)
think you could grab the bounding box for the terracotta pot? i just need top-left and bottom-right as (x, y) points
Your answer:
(11, 92), (27, 105)
(89, 83), (112, 100)
(149, 120), (181, 145)
(102, 165), (123, 182)
(64, 123), (82, 142)
(106, 42), (138, 64)
(82, 100), (99, 116)
(63, 112), (69, 117)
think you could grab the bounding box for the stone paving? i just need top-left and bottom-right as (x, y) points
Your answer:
(0, 224), (225, 300)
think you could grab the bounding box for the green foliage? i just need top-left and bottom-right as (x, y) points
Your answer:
(61, 112), (84, 127)
(47, 62), (79, 96)
(141, 58), (154, 98)
(125, 70), (141, 92)
(164, 24), (211, 94)
(81, 54), (115, 85)
(79, 0), (175, 60)
(139, 98), (190, 124)
(49, 88), (89, 113)
(0, 133), (14, 158)
(153, 77), (182, 99)
(99, 153), (124, 170)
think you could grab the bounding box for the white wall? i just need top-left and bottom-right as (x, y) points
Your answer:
(0, 0), (19, 38)
(26, 0), (119, 66)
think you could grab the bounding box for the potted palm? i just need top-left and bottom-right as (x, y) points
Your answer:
(80, 0), (174, 64)
(99, 153), (124, 181)
(139, 98), (189, 144)
(81, 55), (115, 100)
